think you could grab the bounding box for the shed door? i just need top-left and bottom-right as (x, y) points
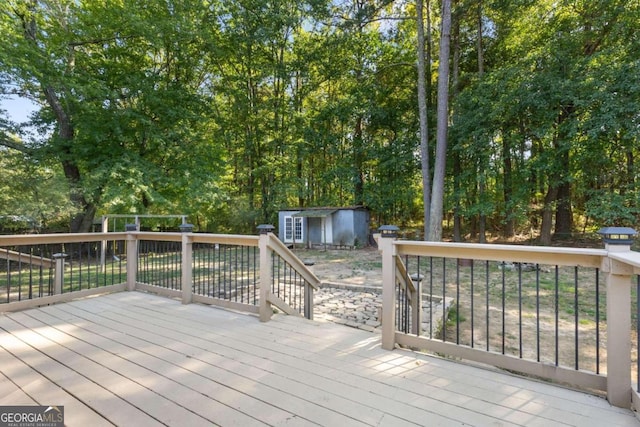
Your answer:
(322, 216), (333, 244)
(284, 216), (303, 243)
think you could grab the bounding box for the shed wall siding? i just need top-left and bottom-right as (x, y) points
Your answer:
(332, 210), (355, 246)
(278, 208), (369, 247)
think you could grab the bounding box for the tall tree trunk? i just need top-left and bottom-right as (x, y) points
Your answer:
(541, 103), (574, 243)
(540, 185), (557, 245)
(554, 149), (572, 237)
(43, 88), (90, 232)
(503, 136), (515, 237)
(476, 0), (487, 243)
(478, 178), (487, 243)
(427, 0), (452, 241)
(554, 180), (572, 237)
(417, 0), (431, 239)
(552, 103), (574, 238)
(452, 1), (462, 242)
(627, 146), (635, 197)
(353, 115), (365, 206)
(22, 9), (95, 232)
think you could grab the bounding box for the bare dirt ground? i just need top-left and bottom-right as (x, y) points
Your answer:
(292, 247), (383, 288)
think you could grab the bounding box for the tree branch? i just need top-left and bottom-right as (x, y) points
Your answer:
(0, 132), (34, 155)
(68, 34), (139, 48)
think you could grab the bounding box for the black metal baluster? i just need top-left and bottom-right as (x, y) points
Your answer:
(288, 260), (293, 309)
(536, 265), (540, 362)
(79, 243), (84, 291)
(100, 242), (106, 289)
(555, 266), (559, 366)
(112, 241), (117, 286)
(518, 263), (522, 358)
(429, 256), (434, 331)
(596, 269), (600, 374)
(28, 249), (33, 299)
(176, 242), (181, 290)
(486, 260), (490, 352)
(632, 275), (640, 392)
(456, 258), (460, 345)
(216, 244), (221, 297)
(17, 248), (22, 300)
(574, 266), (579, 370)
(274, 253), (280, 298)
(71, 243), (77, 292)
(38, 251), (44, 298)
(4, 254), (8, 301)
(471, 260), (475, 348)
(395, 285), (400, 332)
(501, 262), (506, 354)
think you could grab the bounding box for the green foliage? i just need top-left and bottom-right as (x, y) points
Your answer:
(0, 0), (639, 237)
(584, 191), (639, 227)
(0, 147), (77, 230)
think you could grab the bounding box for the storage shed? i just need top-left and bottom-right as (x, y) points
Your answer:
(278, 206), (370, 248)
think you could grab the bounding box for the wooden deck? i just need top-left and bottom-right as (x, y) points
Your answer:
(1, 292), (638, 427)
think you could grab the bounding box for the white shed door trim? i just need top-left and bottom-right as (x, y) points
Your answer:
(284, 216), (303, 243)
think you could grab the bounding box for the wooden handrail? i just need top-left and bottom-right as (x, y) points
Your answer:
(267, 233), (320, 290)
(395, 255), (416, 297)
(394, 240), (606, 268)
(0, 232), (128, 245)
(191, 233), (258, 247)
(608, 251), (640, 274)
(0, 248), (56, 268)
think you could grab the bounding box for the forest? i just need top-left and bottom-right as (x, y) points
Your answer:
(0, 0), (638, 243)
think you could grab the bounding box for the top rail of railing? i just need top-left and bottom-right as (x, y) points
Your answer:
(192, 233), (259, 247)
(608, 251), (640, 274)
(0, 232), (261, 246)
(393, 240), (607, 268)
(0, 232), (128, 245)
(123, 231), (260, 246)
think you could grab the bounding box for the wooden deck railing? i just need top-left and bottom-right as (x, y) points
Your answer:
(378, 232), (640, 410)
(0, 228), (320, 322)
(6, 227), (640, 410)
(0, 248), (57, 268)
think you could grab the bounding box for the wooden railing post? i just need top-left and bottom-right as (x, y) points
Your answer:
(52, 253), (67, 295)
(379, 225), (399, 350)
(180, 224), (194, 304)
(599, 227), (636, 408)
(258, 225), (275, 322)
(304, 285), (314, 320)
(125, 224), (138, 292)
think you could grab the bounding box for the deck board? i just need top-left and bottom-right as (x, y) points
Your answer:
(0, 291), (638, 427)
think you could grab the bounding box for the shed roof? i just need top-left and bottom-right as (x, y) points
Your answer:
(292, 209), (337, 218)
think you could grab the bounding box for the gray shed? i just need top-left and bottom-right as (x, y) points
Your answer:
(278, 206), (370, 248)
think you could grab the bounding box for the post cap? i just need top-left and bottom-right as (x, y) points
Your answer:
(179, 223), (195, 233)
(257, 224), (275, 234)
(597, 227), (637, 245)
(378, 225), (399, 238)
(125, 223), (138, 232)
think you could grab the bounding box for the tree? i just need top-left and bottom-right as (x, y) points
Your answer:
(416, 0), (432, 239)
(3, 0), (640, 237)
(427, 0), (452, 241)
(1, 0), (225, 231)
(0, 144), (75, 231)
